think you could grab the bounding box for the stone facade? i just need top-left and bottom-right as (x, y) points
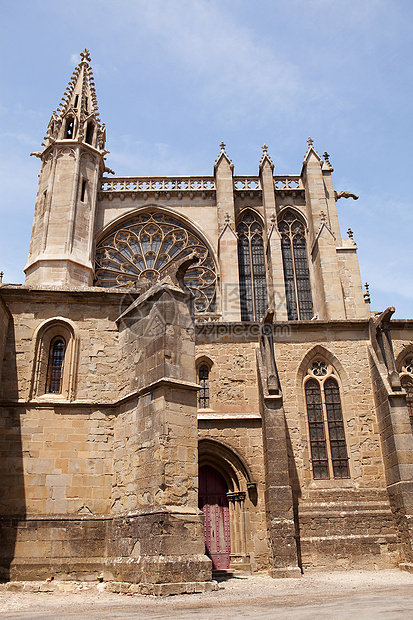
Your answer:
(1, 50), (413, 590)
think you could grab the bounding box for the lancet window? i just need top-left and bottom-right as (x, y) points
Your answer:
(46, 337), (66, 394)
(85, 121), (94, 145)
(279, 210), (313, 320)
(198, 365), (210, 409)
(304, 361), (349, 480)
(237, 211), (267, 321)
(95, 211), (217, 313)
(65, 116), (75, 139)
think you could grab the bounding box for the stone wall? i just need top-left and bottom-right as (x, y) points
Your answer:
(196, 320), (401, 570)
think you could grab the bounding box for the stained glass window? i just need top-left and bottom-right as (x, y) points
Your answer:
(237, 211), (267, 321)
(198, 365), (210, 409)
(46, 338), (66, 394)
(95, 212), (217, 313)
(279, 211), (313, 320)
(305, 363), (349, 479)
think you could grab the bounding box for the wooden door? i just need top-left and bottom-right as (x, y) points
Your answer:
(199, 465), (231, 569)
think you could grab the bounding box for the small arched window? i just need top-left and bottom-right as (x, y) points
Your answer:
(65, 116), (75, 139)
(305, 361), (349, 479)
(85, 121), (94, 145)
(198, 364), (210, 409)
(46, 337), (66, 393)
(237, 211), (267, 321)
(279, 211), (313, 320)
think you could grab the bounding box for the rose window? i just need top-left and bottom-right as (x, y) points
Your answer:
(95, 212), (217, 312)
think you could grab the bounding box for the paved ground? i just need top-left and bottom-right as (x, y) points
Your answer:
(1, 569), (413, 619)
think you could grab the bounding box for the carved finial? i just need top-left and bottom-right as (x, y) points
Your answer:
(320, 210), (327, 224)
(219, 141), (226, 151)
(270, 213), (276, 224)
(364, 282), (371, 304)
(347, 228), (354, 240)
(307, 137), (314, 147)
(80, 49), (91, 63)
(0, 271), (3, 283)
(262, 144), (268, 153)
(224, 212), (231, 224)
(323, 151), (330, 164)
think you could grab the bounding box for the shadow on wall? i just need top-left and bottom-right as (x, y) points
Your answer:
(286, 424), (303, 572)
(0, 317), (26, 581)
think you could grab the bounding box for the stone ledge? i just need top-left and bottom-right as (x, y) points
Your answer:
(399, 562), (413, 574)
(0, 580), (219, 596)
(106, 580), (219, 596)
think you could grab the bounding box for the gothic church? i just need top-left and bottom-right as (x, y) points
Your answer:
(1, 50), (413, 592)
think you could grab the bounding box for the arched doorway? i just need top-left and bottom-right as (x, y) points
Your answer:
(199, 465), (231, 569)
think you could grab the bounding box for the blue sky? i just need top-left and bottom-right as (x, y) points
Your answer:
(0, 0), (412, 318)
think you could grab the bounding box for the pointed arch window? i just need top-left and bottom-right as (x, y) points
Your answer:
(237, 211), (268, 321)
(305, 361), (349, 479)
(279, 211), (313, 320)
(198, 364), (210, 409)
(46, 337), (66, 394)
(85, 121), (95, 145)
(65, 116), (75, 139)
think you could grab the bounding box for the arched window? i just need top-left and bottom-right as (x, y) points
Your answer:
(237, 211), (267, 321)
(46, 337), (66, 394)
(305, 361), (349, 479)
(198, 364), (210, 409)
(65, 116), (75, 139)
(30, 319), (79, 401)
(85, 121), (95, 145)
(95, 211), (217, 313)
(279, 210), (313, 320)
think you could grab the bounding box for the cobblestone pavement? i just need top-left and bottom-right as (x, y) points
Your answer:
(1, 569), (413, 619)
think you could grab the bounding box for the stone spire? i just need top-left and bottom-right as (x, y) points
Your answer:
(25, 50), (107, 288)
(43, 49), (106, 151)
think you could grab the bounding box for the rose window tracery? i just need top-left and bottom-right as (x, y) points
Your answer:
(94, 212), (217, 312)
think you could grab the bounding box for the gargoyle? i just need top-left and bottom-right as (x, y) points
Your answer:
(161, 250), (200, 292)
(335, 191), (359, 201)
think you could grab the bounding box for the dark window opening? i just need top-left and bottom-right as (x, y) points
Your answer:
(237, 212), (268, 321)
(198, 365), (210, 409)
(324, 377), (350, 478)
(80, 179), (87, 202)
(74, 94), (79, 108)
(305, 378), (329, 479)
(279, 211), (313, 320)
(65, 116), (75, 139)
(85, 97), (88, 113)
(305, 374), (349, 479)
(85, 121), (94, 145)
(46, 338), (66, 394)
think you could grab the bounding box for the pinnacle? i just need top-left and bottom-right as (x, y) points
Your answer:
(43, 49), (106, 153)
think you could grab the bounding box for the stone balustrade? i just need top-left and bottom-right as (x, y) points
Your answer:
(273, 175), (303, 190)
(99, 176), (216, 193)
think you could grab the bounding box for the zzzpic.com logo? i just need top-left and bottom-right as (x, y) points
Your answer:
(118, 284), (180, 343)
